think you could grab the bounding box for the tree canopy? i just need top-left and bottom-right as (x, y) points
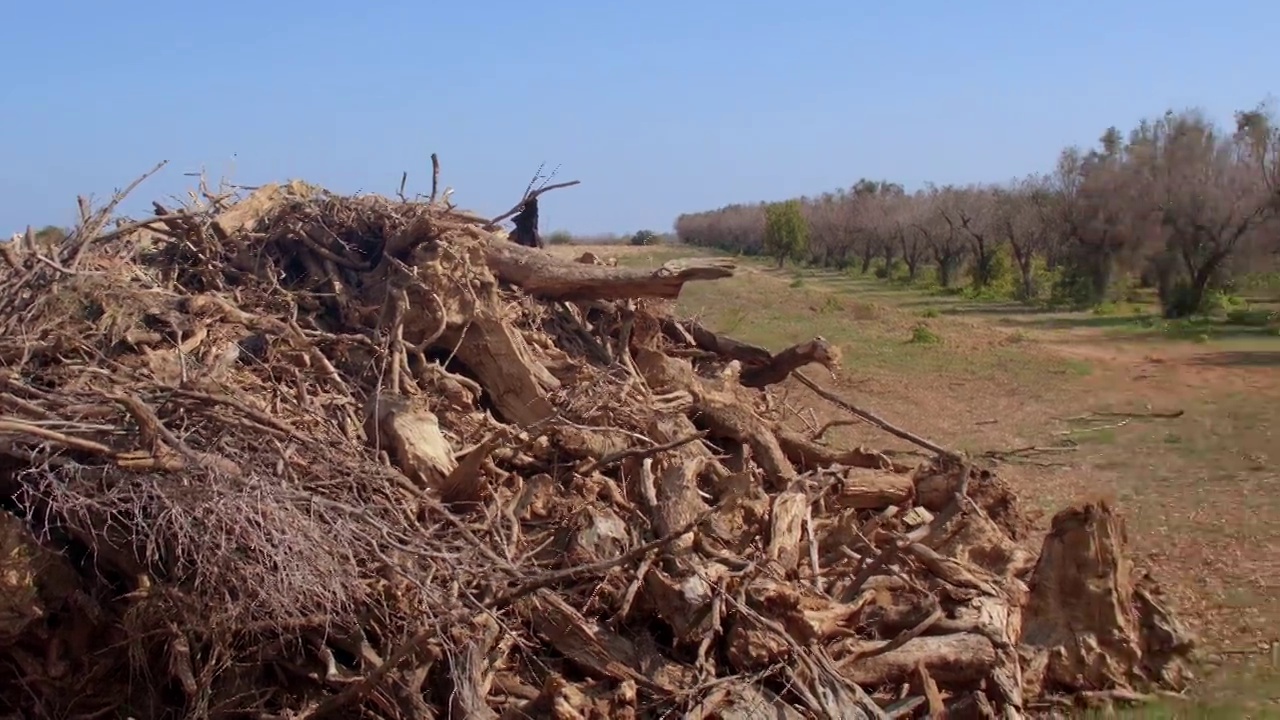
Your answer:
(675, 102), (1280, 316)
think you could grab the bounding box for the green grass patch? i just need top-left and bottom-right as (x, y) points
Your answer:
(908, 323), (941, 345)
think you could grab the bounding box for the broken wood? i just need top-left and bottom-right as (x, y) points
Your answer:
(839, 633), (1000, 688)
(484, 241), (735, 302)
(740, 336), (842, 388)
(827, 467), (916, 510)
(1018, 501), (1196, 697)
(362, 392), (464, 498)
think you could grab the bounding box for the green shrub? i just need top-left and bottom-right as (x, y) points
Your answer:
(908, 323), (941, 345)
(630, 230), (660, 247)
(868, 259), (911, 281)
(968, 245), (1017, 299)
(1225, 307), (1279, 327)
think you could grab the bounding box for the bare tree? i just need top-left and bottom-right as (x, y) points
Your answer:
(930, 187), (970, 288)
(993, 177), (1049, 299)
(672, 98), (1279, 309)
(947, 186), (1003, 289)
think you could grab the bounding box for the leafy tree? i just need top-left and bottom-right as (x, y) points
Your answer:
(763, 200), (809, 267)
(630, 229), (659, 246)
(35, 225), (68, 244)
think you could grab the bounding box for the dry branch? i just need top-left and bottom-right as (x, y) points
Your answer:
(485, 242), (736, 301)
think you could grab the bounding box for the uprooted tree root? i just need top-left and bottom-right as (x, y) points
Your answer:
(1, 169), (1195, 719)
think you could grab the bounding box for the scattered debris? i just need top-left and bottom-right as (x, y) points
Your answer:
(0, 161), (1194, 718)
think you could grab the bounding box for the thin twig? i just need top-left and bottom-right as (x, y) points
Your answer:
(794, 371), (960, 460)
(486, 180), (582, 228)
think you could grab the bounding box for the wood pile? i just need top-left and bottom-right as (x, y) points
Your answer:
(0, 167), (1195, 719)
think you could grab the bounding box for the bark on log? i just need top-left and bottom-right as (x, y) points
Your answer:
(839, 633), (999, 688)
(776, 429), (909, 473)
(828, 468), (916, 510)
(484, 242), (734, 301)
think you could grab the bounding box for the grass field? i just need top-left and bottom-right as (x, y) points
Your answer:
(555, 243), (1280, 717)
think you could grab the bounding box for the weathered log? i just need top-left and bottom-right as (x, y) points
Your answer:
(660, 318), (773, 365)
(210, 183), (284, 240)
(634, 346), (797, 488)
(484, 241), (734, 301)
(629, 433), (731, 641)
(445, 314), (630, 462)
(562, 505), (631, 567)
(725, 576), (866, 672)
(933, 498), (1038, 580)
(657, 318), (841, 388)
(828, 468), (916, 510)
(839, 633), (1000, 688)
(776, 428), (910, 473)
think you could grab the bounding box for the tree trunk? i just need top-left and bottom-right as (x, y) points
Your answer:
(936, 253), (961, 288)
(1010, 242), (1036, 300)
(969, 236), (995, 289)
(1088, 251), (1115, 305)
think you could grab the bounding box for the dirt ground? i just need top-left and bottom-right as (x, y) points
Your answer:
(556, 242), (1280, 713)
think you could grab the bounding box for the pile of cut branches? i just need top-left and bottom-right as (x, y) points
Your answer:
(0, 164), (1194, 719)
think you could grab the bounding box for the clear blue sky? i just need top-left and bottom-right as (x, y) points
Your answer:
(3, 0), (1276, 237)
